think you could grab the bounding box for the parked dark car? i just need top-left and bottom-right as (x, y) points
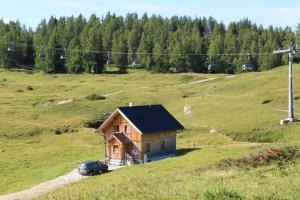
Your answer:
(78, 161), (108, 176)
(208, 64), (219, 73)
(208, 64), (225, 73)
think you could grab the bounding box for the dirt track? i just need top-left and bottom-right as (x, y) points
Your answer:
(102, 77), (218, 97)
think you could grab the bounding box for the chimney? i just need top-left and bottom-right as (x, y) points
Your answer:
(129, 102), (133, 107)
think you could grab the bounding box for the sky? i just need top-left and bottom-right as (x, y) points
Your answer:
(0, 0), (300, 30)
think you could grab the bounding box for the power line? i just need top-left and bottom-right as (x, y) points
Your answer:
(0, 40), (278, 57)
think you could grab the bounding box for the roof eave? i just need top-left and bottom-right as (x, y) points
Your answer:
(142, 127), (185, 134)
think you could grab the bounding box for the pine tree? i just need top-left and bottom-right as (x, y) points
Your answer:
(80, 18), (105, 73)
(65, 37), (83, 73)
(112, 31), (128, 73)
(34, 19), (48, 70)
(151, 18), (169, 72)
(295, 24), (300, 63)
(250, 40), (259, 70)
(1, 13), (298, 73)
(258, 36), (281, 70)
(208, 24), (225, 72)
(0, 21), (29, 68)
(190, 23), (206, 72)
(44, 27), (64, 73)
(169, 31), (189, 72)
(238, 29), (253, 68)
(127, 23), (141, 65)
(137, 32), (153, 70)
(152, 42), (169, 72)
(281, 27), (295, 65)
(223, 23), (238, 70)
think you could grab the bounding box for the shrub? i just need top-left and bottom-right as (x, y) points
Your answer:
(83, 112), (111, 128)
(26, 86), (34, 90)
(85, 94), (106, 101)
(262, 99), (272, 104)
(52, 126), (78, 135)
(217, 146), (300, 169)
(294, 96), (300, 100)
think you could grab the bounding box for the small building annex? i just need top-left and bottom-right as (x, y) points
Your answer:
(97, 104), (184, 165)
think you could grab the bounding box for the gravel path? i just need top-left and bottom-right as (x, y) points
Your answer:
(0, 165), (124, 200)
(272, 108), (300, 115)
(165, 77), (217, 87)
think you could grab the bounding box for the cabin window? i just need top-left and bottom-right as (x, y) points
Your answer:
(160, 140), (165, 151)
(114, 125), (119, 133)
(113, 145), (119, 154)
(125, 125), (131, 134)
(146, 143), (150, 153)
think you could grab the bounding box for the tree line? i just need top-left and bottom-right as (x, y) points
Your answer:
(0, 13), (300, 74)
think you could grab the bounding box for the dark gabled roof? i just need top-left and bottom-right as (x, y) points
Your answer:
(118, 104), (184, 134)
(113, 133), (132, 144)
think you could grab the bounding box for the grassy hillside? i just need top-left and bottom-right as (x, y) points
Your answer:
(40, 145), (300, 200)
(1, 65), (300, 198)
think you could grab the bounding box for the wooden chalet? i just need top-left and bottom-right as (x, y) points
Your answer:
(97, 104), (184, 165)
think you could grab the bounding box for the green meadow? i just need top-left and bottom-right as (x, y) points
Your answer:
(1, 65), (300, 199)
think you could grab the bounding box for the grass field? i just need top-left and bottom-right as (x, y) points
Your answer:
(1, 65), (300, 199)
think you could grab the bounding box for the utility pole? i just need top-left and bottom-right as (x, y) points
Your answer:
(274, 44), (300, 124)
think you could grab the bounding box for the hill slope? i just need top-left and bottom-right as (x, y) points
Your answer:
(0, 66), (300, 199)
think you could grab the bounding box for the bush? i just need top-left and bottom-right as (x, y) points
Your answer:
(83, 112), (111, 128)
(52, 126), (78, 135)
(26, 85), (34, 90)
(294, 96), (300, 100)
(85, 94), (106, 101)
(217, 146), (300, 169)
(262, 99), (272, 104)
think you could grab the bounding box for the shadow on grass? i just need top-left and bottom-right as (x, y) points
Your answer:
(176, 148), (201, 157)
